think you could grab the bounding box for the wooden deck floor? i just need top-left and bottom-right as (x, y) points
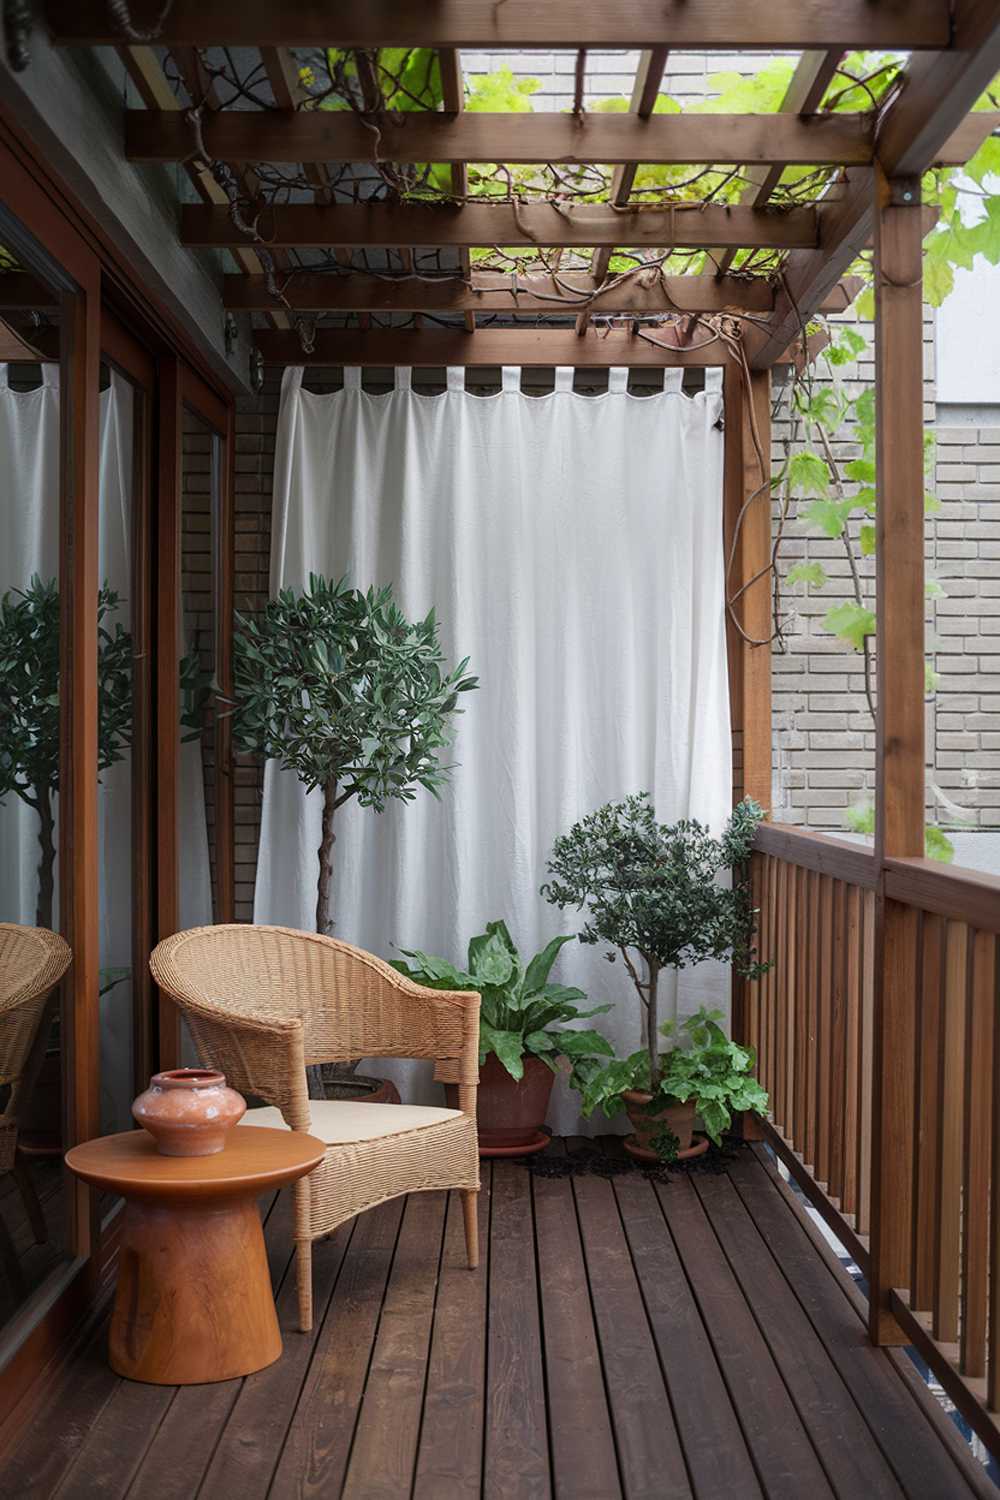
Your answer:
(0, 1141), (993, 1500)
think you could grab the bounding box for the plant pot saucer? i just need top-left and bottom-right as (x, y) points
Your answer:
(479, 1130), (551, 1159)
(623, 1132), (710, 1166)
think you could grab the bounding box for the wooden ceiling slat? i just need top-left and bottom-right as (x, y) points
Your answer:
(585, 45), (670, 324)
(751, 2), (1000, 368)
(254, 326), (738, 367)
(438, 48), (476, 332)
(45, 0), (953, 50)
(712, 49), (843, 279)
(182, 201), (820, 250)
(223, 268), (781, 314)
(127, 108), (881, 167)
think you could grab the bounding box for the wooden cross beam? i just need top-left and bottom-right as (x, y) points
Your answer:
(124, 107), (892, 170)
(181, 201), (821, 251)
(44, 0), (953, 50)
(222, 268), (863, 317)
(252, 326), (739, 367)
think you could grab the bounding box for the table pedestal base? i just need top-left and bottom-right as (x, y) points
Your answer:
(110, 1194), (282, 1384)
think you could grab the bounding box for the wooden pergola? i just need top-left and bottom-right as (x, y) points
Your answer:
(9, 0), (1000, 1477)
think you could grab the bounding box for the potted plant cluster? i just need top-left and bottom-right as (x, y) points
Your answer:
(391, 920), (614, 1155)
(542, 793), (769, 1163)
(233, 574), (477, 1100)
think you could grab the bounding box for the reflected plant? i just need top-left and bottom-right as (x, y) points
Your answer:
(0, 576), (132, 928)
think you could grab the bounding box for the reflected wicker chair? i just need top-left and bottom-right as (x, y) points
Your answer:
(149, 924), (480, 1331)
(0, 924), (73, 1282)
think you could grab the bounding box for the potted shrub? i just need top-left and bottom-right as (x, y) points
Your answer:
(542, 793), (769, 1162)
(391, 920), (614, 1156)
(233, 574), (477, 1099)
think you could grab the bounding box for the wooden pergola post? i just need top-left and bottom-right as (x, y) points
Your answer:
(868, 165), (927, 1345)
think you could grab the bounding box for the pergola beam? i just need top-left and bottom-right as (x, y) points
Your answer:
(125, 109), (886, 169)
(253, 326), (736, 367)
(223, 269), (865, 317)
(181, 201), (820, 250)
(44, 0), (954, 50)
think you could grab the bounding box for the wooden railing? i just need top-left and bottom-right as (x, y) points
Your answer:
(751, 824), (1000, 1455)
(750, 825), (877, 1272)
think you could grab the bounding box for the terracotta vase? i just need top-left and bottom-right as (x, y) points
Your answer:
(132, 1069), (246, 1157)
(473, 1053), (555, 1157)
(622, 1091), (709, 1164)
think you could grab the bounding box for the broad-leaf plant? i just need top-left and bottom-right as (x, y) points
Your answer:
(391, 919), (614, 1084)
(542, 794), (769, 1158)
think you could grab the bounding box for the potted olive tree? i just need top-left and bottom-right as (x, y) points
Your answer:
(233, 574), (477, 1098)
(542, 794), (769, 1162)
(392, 920), (614, 1155)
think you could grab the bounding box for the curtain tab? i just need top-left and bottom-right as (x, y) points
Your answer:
(704, 367), (724, 393)
(446, 366), (465, 392)
(395, 367), (412, 391)
(663, 369), (684, 394)
(501, 366), (520, 392)
(607, 366), (628, 394)
(553, 366), (574, 392)
(342, 367), (362, 391)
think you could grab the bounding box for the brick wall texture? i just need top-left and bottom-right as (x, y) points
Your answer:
(213, 52), (1000, 917)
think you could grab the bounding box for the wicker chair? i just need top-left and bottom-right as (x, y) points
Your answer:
(0, 924), (73, 1275)
(149, 924), (481, 1331)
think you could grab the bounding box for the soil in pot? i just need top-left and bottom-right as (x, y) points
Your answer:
(449, 1053), (554, 1157)
(622, 1090), (709, 1165)
(319, 1071), (401, 1105)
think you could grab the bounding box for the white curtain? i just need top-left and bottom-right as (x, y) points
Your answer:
(255, 365), (732, 1133)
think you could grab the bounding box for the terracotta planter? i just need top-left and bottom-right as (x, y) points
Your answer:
(319, 1072), (401, 1106)
(622, 1090), (709, 1164)
(132, 1069), (246, 1156)
(448, 1053), (554, 1157)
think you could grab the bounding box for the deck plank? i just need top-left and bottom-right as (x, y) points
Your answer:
(269, 1196), (405, 1500)
(572, 1171), (692, 1500)
(342, 1190), (448, 1499)
(657, 1172), (835, 1500)
(691, 1166), (905, 1499)
(613, 1170), (763, 1500)
(0, 1143), (991, 1500)
(484, 1161), (551, 1500)
(412, 1177), (490, 1500)
(534, 1154), (622, 1499)
(733, 1147), (996, 1500)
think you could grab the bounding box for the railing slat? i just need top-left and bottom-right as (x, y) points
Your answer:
(989, 931), (1000, 1411)
(961, 929), (995, 1379)
(805, 870), (820, 1171)
(934, 920), (968, 1346)
(829, 879), (847, 1204)
(816, 874), (834, 1188)
(793, 864), (808, 1151)
(775, 857), (789, 1131)
(911, 912), (943, 1312)
(842, 883), (862, 1220)
(857, 889), (875, 1237)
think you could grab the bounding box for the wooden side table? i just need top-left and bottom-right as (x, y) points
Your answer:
(66, 1125), (324, 1385)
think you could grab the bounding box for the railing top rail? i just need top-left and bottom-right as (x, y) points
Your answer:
(884, 857), (1000, 933)
(754, 822), (878, 888)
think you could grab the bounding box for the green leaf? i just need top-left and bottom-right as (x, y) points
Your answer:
(845, 802), (875, 836)
(787, 561), (827, 589)
(788, 450), (831, 498)
(480, 1024), (525, 1080)
(859, 523), (876, 557)
(855, 285), (875, 321)
(522, 933), (575, 997)
(553, 1029), (616, 1059)
(469, 929), (516, 987)
(925, 660), (941, 694)
(923, 255), (955, 307)
(925, 825), (955, 863)
(822, 601), (876, 651)
(799, 498), (854, 538)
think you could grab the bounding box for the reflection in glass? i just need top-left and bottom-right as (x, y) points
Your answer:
(98, 369), (136, 1134)
(0, 226), (71, 1323)
(179, 408), (220, 930)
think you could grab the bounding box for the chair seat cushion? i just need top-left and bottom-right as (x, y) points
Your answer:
(240, 1101), (463, 1147)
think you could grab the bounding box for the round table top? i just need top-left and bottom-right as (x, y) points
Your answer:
(65, 1125), (325, 1200)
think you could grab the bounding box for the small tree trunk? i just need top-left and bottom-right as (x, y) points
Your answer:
(646, 961), (661, 1091)
(35, 785), (55, 931)
(315, 777), (338, 937)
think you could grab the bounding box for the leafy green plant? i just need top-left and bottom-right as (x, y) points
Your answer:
(576, 1008), (769, 1156)
(390, 919), (614, 1083)
(541, 795), (769, 1156)
(232, 574), (477, 937)
(0, 576), (132, 928)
